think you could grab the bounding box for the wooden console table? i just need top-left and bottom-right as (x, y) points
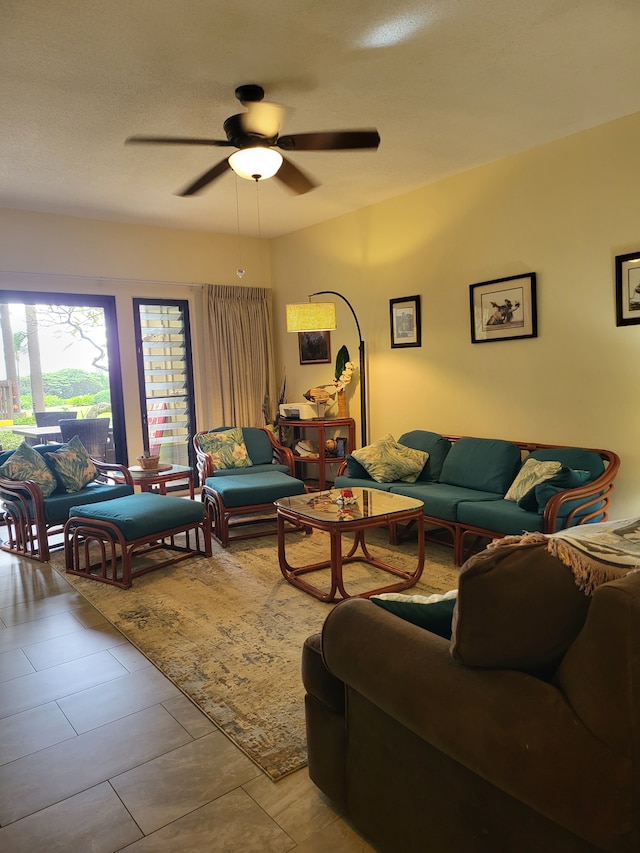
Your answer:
(278, 417), (356, 491)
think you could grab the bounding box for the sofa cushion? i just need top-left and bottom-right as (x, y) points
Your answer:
(438, 437), (521, 494)
(43, 481), (134, 524)
(351, 435), (428, 484)
(69, 491), (205, 539)
(525, 447), (604, 480)
(204, 471), (305, 507)
(524, 467), (592, 514)
(391, 482), (502, 522)
(0, 441), (58, 497)
(197, 427), (253, 470)
(504, 458), (561, 502)
(0, 448), (15, 466)
(371, 590), (457, 638)
(239, 427), (276, 466)
(44, 435), (98, 493)
(397, 431), (452, 482)
(344, 454), (372, 480)
(208, 462), (291, 477)
(456, 498), (544, 535)
(450, 541), (591, 672)
(334, 475), (393, 492)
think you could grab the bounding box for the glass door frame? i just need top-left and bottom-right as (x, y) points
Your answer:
(0, 289), (128, 464)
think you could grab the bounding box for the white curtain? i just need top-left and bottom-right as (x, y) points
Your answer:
(204, 284), (276, 427)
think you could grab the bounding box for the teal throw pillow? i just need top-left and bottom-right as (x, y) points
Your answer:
(0, 441), (58, 497)
(505, 458), (562, 502)
(197, 427), (253, 470)
(351, 434), (429, 483)
(345, 454), (370, 479)
(528, 467), (592, 514)
(45, 436), (98, 493)
(371, 590), (457, 638)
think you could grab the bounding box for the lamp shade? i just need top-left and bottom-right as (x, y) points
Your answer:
(228, 147), (283, 181)
(286, 302), (337, 332)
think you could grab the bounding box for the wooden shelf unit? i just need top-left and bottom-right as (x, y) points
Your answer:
(278, 417), (356, 491)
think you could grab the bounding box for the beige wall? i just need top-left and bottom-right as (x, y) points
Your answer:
(1, 111), (639, 518)
(0, 208), (269, 458)
(271, 112), (640, 519)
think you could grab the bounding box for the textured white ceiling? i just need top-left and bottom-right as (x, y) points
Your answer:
(2, 0), (640, 238)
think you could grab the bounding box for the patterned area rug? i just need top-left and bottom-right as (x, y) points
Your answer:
(50, 527), (458, 780)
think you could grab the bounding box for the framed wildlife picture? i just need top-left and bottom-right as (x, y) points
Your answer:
(470, 273), (537, 344)
(298, 330), (331, 364)
(615, 251), (640, 326)
(390, 295), (421, 348)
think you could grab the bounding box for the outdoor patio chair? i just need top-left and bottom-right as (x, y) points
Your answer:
(35, 410), (77, 427)
(59, 417), (110, 461)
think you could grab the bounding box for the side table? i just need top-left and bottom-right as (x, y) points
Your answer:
(115, 463), (195, 499)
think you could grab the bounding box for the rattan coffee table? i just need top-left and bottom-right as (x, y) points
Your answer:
(275, 487), (425, 602)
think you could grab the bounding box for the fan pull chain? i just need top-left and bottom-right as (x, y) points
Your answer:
(255, 179), (264, 285)
(235, 176), (245, 279)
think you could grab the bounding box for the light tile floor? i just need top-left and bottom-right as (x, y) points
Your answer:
(0, 543), (376, 852)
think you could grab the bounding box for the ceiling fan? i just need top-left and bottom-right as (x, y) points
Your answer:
(125, 84), (381, 197)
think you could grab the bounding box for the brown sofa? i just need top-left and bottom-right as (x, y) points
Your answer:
(302, 540), (640, 852)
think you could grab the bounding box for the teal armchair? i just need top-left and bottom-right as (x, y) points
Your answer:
(0, 443), (134, 562)
(193, 426), (295, 488)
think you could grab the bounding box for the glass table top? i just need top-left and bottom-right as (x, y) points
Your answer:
(275, 487), (424, 523)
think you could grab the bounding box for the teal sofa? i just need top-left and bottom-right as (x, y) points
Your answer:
(334, 431), (620, 564)
(0, 443), (134, 562)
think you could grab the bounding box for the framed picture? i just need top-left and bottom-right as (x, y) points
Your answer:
(470, 273), (537, 344)
(615, 251), (640, 326)
(390, 295), (422, 348)
(298, 330), (331, 364)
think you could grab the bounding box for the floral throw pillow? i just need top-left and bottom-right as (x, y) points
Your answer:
(197, 427), (253, 470)
(0, 441), (58, 497)
(45, 435), (98, 493)
(351, 434), (429, 483)
(504, 458), (562, 502)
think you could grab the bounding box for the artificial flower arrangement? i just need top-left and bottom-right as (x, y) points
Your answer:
(335, 488), (358, 507)
(335, 487), (358, 520)
(333, 345), (355, 392)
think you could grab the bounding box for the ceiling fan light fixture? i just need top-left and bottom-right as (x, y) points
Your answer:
(228, 147), (283, 181)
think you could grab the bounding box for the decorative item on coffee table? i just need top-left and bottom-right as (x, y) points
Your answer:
(113, 456), (196, 499)
(137, 453), (160, 470)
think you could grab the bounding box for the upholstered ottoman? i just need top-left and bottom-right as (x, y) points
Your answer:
(63, 492), (212, 589)
(202, 471), (307, 546)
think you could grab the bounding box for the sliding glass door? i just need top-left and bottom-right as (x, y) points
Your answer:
(0, 291), (126, 462)
(133, 299), (196, 468)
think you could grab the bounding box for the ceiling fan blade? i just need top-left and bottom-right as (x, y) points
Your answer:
(277, 129), (380, 151)
(275, 156), (318, 195)
(241, 100), (286, 139)
(178, 158), (232, 196)
(126, 135), (233, 147)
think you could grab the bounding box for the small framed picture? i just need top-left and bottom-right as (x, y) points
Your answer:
(615, 251), (640, 326)
(390, 295), (421, 348)
(470, 273), (537, 344)
(298, 330), (331, 364)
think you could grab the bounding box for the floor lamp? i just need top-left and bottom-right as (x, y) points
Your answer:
(286, 291), (367, 448)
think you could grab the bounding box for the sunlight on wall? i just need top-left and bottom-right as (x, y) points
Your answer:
(272, 112), (640, 519)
